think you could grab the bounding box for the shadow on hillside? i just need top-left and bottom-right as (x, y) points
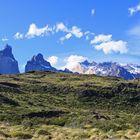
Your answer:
(22, 110), (67, 118)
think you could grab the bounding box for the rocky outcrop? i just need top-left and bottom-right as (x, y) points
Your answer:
(25, 53), (57, 72)
(0, 44), (19, 74)
(68, 60), (139, 80)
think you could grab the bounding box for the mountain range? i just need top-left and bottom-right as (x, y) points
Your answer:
(74, 60), (140, 80)
(0, 44), (140, 80)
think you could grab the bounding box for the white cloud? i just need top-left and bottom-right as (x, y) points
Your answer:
(57, 24), (84, 42)
(47, 56), (58, 66)
(62, 55), (87, 72)
(127, 25), (140, 37)
(94, 40), (128, 54)
(128, 3), (140, 16)
(55, 23), (83, 38)
(26, 23), (53, 38)
(65, 33), (72, 39)
(60, 33), (72, 43)
(66, 55), (87, 64)
(14, 32), (24, 39)
(55, 22), (68, 32)
(91, 9), (95, 16)
(13, 22), (92, 42)
(91, 34), (128, 54)
(70, 26), (83, 38)
(91, 34), (112, 44)
(2, 37), (8, 42)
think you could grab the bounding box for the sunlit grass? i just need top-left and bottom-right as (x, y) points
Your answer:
(0, 71), (140, 139)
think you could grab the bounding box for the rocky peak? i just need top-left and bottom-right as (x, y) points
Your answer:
(0, 44), (19, 74)
(80, 60), (90, 66)
(0, 44), (14, 59)
(25, 53), (56, 72)
(32, 53), (44, 62)
(91, 61), (97, 66)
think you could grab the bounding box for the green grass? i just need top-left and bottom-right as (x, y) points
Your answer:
(0, 71), (140, 139)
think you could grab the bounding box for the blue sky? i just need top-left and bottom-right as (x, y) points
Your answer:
(0, 0), (140, 72)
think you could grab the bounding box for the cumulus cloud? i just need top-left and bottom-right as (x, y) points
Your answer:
(91, 9), (95, 16)
(65, 33), (72, 39)
(70, 26), (83, 38)
(94, 40), (128, 54)
(62, 55), (87, 72)
(13, 22), (91, 42)
(26, 23), (53, 38)
(60, 33), (72, 43)
(56, 23), (84, 43)
(14, 32), (24, 39)
(55, 22), (68, 32)
(128, 3), (140, 16)
(91, 34), (128, 54)
(47, 56), (58, 66)
(91, 34), (112, 44)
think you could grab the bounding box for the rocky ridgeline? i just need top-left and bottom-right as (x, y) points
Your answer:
(25, 53), (57, 72)
(0, 44), (140, 80)
(0, 44), (19, 74)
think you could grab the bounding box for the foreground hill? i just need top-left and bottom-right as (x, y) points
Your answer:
(0, 71), (140, 139)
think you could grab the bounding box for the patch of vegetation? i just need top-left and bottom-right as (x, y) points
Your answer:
(0, 71), (140, 139)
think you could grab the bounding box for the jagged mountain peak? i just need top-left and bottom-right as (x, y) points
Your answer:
(25, 53), (56, 72)
(0, 44), (14, 59)
(0, 44), (140, 80)
(80, 60), (90, 66)
(80, 60), (97, 67)
(0, 44), (19, 74)
(29, 53), (51, 67)
(4, 44), (12, 51)
(69, 60), (140, 80)
(32, 53), (44, 61)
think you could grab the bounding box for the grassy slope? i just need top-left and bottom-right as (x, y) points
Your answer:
(0, 71), (140, 139)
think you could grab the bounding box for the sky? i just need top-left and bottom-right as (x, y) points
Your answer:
(0, 0), (140, 72)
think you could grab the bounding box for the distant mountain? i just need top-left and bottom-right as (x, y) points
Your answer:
(0, 44), (140, 80)
(58, 68), (73, 73)
(69, 60), (140, 80)
(0, 44), (19, 74)
(25, 53), (57, 72)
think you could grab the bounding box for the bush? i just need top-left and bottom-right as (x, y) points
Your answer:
(36, 129), (51, 135)
(11, 131), (33, 139)
(47, 117), (67, 126)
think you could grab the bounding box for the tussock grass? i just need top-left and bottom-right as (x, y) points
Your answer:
(0, 71), (140, 139)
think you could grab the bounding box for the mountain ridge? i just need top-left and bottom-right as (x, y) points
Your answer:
(0, 44), (140, 80)
(0, 44), (19, 74)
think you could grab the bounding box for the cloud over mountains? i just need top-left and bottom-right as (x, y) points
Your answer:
(13, 22), (128, 55)
(91, 34), (128, 54)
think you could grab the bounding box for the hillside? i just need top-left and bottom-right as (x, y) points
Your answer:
(0, 71), (140, 139)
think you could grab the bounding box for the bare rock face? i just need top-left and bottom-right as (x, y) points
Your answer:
(25, 53), (57, 72)
(69, 60), (139, 80)
(0, 44), (19, 74)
